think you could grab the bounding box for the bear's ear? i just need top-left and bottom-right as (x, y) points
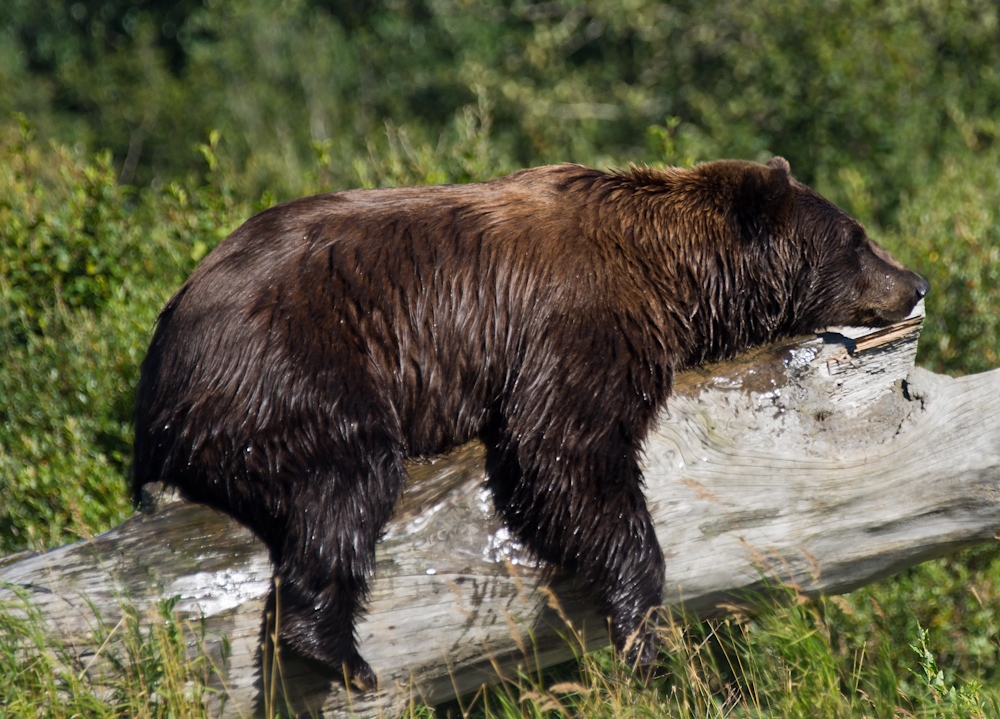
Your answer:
(767, 156), (791, 175)
(734, 157), (793, 242)
(762, 157), (792, 209)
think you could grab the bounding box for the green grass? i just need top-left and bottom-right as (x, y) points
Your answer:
(0, 591), (225, 719)
(2, 585), (997, 718)
(434, 591), (1000, 719)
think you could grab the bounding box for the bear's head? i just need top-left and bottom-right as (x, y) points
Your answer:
(715, 157), (929, 334)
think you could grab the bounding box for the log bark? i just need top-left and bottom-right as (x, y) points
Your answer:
(3, 306), (1000, 717)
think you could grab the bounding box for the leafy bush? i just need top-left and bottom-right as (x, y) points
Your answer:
(885, 149), (1000, 374)
(0, 121), (248, 554)
(5, 0), (999, 212)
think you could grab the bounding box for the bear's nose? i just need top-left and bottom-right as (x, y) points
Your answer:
(916, 277), (930, 299)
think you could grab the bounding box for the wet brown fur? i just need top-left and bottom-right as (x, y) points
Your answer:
(133, 158), (928, 687)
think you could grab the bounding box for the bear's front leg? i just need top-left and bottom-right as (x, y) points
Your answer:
(271, 565), (378, 690)
(485, 429), (665, 669)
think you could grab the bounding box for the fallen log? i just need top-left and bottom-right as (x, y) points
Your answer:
(3, 305), (1000, 717)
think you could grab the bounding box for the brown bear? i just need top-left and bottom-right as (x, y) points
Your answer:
(132, 157), (928, 689)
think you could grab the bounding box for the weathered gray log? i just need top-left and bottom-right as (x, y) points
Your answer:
(3, 305), (1000, 717)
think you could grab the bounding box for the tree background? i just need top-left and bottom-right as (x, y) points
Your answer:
(3, 0), (1000, 709)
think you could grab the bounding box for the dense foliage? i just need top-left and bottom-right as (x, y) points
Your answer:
(2, 0), (1000, 715)
(3, 0), (999, 211)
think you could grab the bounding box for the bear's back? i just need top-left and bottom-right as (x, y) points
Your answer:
(136, 165), (633, 475)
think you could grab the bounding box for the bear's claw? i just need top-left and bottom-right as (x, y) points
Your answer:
(345, 655), (378, 691)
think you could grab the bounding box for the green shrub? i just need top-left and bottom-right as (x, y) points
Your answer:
(0, 119), (129, 341)
(884, 149), (1000, 375)
(0, 121), (249, 554)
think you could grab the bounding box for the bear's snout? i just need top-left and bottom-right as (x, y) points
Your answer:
(847, 236), (929, 326)
(899, 268), (930, 313)
(866, 265), (929, 325)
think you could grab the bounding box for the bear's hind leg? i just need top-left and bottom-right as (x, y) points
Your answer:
(272, 451), (407, 690)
